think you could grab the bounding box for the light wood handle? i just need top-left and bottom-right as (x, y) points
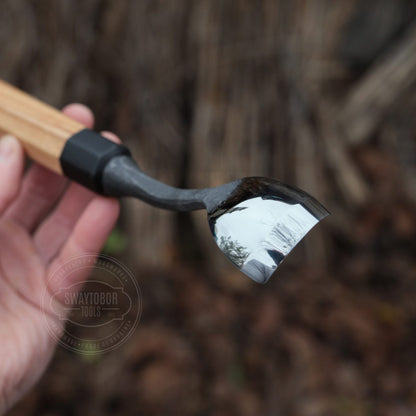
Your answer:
(0, 80), (85, 173)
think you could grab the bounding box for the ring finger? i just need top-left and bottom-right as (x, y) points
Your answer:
(4, 104), (94, 232)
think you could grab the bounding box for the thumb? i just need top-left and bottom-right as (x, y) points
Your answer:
(0, 135), (25, 214)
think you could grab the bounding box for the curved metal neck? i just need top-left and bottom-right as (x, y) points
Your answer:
(102, 155), (211, 211)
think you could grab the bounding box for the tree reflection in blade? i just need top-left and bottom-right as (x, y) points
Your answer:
(209, 197), (319, 283)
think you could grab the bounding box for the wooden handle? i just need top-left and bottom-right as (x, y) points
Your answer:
(0, 80), (85, 173)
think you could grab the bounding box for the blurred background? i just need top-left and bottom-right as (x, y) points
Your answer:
(2, 0), (416, 415)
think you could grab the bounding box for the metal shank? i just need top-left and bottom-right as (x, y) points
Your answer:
(102, 155), (238, 212)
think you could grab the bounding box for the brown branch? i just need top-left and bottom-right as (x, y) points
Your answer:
(339, 21), (416, 144)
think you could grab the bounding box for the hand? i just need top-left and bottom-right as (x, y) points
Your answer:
(0, 105), (120, 413)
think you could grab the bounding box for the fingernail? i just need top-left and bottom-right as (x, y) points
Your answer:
(0, 135), (17, 160)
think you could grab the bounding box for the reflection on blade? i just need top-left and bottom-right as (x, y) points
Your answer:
(209, 197), (319, 284)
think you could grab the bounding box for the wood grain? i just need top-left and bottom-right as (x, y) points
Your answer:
(0, 80), (84, 173)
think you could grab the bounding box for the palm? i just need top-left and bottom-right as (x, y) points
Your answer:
(0, 105), (119, 412)
(0, 227), (52, 412)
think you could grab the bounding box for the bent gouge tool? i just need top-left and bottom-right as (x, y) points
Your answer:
(0, 80), (329, 283)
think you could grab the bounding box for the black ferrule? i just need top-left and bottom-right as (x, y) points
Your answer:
(60, 129), (131, 193)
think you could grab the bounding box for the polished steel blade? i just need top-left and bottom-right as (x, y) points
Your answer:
(207, 179), (329, 284)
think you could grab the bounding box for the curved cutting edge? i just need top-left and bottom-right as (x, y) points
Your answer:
(208, 178), (329, 284)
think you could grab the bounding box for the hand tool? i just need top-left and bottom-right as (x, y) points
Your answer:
(0, 80), (329, 283)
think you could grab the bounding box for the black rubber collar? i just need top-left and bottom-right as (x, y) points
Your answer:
(60, 129), (130, 193)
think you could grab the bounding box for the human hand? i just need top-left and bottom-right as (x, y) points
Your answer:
(0, 105), (120, 413)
